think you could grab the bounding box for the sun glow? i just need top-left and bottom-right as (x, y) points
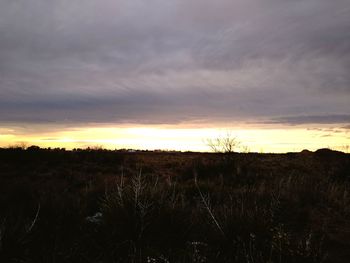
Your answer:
(0, 124), (349, 153)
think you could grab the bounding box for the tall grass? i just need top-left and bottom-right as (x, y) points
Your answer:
(0, 148), (349, 262)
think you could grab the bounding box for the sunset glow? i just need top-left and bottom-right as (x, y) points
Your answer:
(1, 123), (349, 153)
(0, 0), (349, 152)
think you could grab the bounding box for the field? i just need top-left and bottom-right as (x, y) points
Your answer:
(0, 147), (349, 263)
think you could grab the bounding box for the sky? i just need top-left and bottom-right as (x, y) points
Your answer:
(0, 0), (349, 152)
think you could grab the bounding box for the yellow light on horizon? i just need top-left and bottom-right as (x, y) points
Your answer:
(0, 124), (349, 153)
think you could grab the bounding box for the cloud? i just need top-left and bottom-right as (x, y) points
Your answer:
(0, 0), (349, 126)
(270, 115), (350, 125)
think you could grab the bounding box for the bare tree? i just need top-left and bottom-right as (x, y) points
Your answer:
(206, 132), (241, 153)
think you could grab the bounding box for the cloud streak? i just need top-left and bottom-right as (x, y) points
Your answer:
(269, 115), (350, 125)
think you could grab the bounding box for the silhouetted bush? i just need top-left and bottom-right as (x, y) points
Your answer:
(0, 148), (349, 262)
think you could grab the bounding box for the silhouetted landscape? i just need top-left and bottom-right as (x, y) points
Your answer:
(1, 0), (350, 262)
(1, 146), (349, 262)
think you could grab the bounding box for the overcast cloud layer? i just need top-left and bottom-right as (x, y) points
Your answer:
(0, 0), (349, 126)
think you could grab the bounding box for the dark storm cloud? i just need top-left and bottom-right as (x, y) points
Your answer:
(0, 0), (349, 125)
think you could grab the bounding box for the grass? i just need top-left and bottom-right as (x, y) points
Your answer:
(0, 147), (349, 262)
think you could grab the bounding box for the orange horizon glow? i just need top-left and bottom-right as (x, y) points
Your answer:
(1, 123), (349, 153)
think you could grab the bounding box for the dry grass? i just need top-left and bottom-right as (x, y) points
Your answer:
(0, 147), (349, 262)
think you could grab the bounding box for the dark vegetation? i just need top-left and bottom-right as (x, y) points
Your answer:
(0, 147), (349, 262)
